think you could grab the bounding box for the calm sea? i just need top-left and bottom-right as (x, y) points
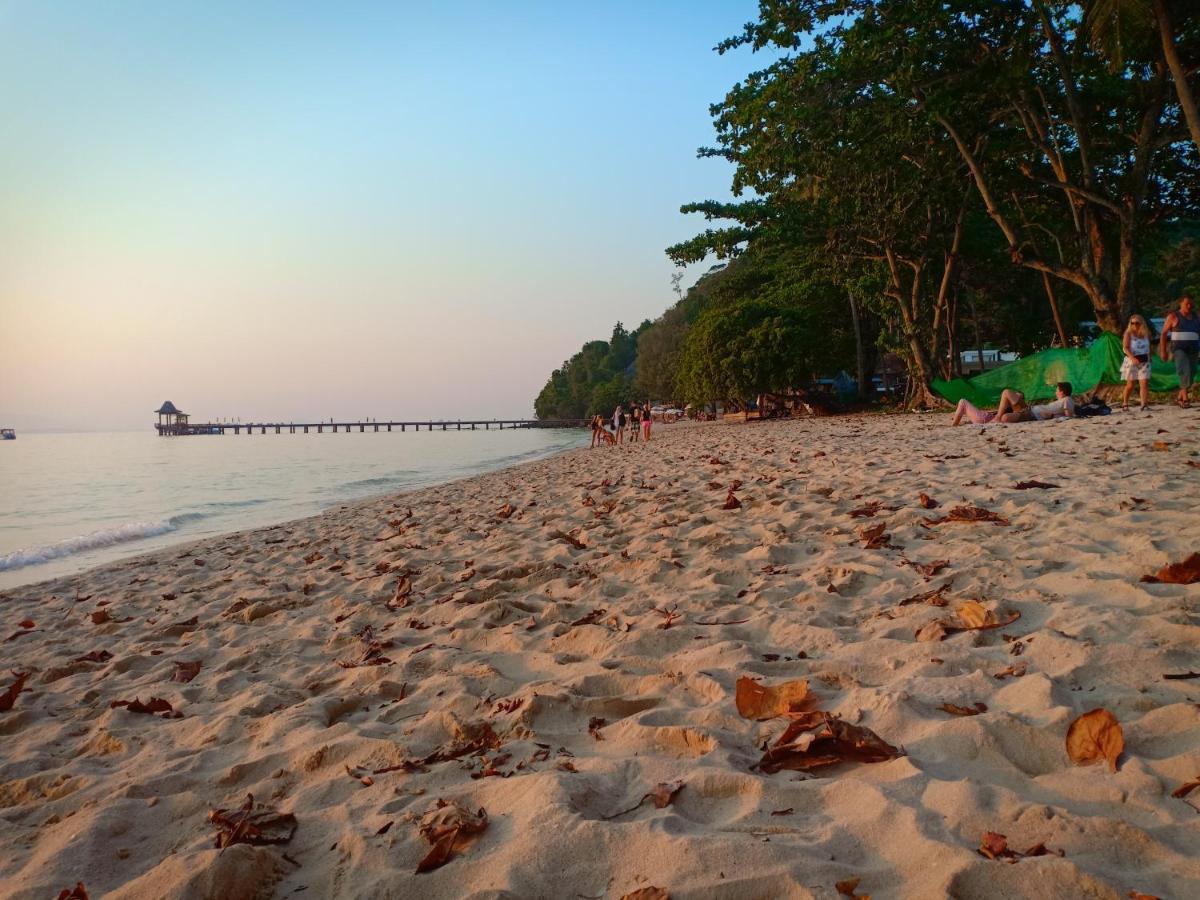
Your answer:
(0, 428), (585, 591)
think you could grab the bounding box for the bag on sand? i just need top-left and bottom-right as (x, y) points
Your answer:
(1075, 395), (1111, 418)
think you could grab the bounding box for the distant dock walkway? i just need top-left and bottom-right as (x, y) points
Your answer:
(155, 418), (585, 436)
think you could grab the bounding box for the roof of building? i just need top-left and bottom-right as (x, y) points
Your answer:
(155, 401), (183, 415)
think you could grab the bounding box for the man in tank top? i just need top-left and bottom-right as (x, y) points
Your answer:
(1160, 294), (1200, 408)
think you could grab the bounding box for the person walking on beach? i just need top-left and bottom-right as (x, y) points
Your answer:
(1121, 314), (1153, 411)
(590, 414), (606, 448)
(628, 404), (641, 443)
(1160, 294), (1200, 408)
(642, 401), (652, 441)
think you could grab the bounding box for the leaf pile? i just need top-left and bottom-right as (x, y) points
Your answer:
(1139, 552), (1200, 585)
(1065, 708), (1123, 772)
(735, 677), (812, 720)
(208, 794), (298, 848)
(415, 800), (489, 873)
(757, 712), (902, 773)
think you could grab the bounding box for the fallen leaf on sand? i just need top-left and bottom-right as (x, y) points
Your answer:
(836, 877), (871, 899)
(209, 794), (298, 848)
(771, 807), (794, 816)
(571, 608), (606, 627)
(757, 712), (902, 773)
(918, 492), (939, 509)
(849, 501), (894, 518)
(551, 529), (587, 550)
(389, 575), (414, 610)
(496, 503), (515, 519)
(1013, 480), (1059, 490)
(899, 583), (952, 607)
(924, 505), (1010, 527)
(917, 602), (1020, 642)
(74, 650), (112, 664)
(735, 677), (812, 720)
(1128, 892), (1163, 900)
(994, 664), (1027, 680)
(55, 884), (90, 900)
(1171, 776), (1200, 799)
(0, 671), (30, 712)
(655, 605), (681, 629)
(647, 781), (684, 809)
(1139, 552), (1200, 585)
(415, 800), (488, 873)
(1066, 708), (1124, 772)
(858, 521), (895, 550)
(621, 889), (668, 900)
(723, 490), (742, 510)
(1162, 670), (1200, 680)
(110, 697), (178, 717)
(17, 619), (33, 629)
(1151, 440), (1172, 451)
(171, 660), (202, 683)
(939, 702), (987, 716)
(588, 717), (606, 740)
(977, 831), (1060, 862)
(337, 625), (394, 668)
(904, 559), (950, 578)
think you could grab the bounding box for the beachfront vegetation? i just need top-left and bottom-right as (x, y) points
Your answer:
(536, 0), (1200, 414)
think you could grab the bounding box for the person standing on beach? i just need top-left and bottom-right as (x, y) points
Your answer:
(642, 401), (652, 441)
(1121, 315), (1153, 411)
(628, 404), (641, 443)
(612, 405), (625, 444)
(1160, 294), (1200, 408)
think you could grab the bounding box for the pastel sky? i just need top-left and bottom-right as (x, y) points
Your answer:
(0, 1), (767, 431)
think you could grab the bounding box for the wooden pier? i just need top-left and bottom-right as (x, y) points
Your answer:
(155, 418), (586, 436)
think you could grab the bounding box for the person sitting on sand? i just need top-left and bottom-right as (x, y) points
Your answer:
(1121, 314), (1153, 412)
(951, 387), (1028, 426)
(1011, 382), (1075, 422)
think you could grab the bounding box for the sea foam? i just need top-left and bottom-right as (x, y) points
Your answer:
(0, 514), (204, 572)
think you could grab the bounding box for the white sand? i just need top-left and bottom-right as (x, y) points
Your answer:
(1, 410), (1198, 900)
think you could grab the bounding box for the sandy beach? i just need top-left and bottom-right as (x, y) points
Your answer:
(1, 410), (1198, 900)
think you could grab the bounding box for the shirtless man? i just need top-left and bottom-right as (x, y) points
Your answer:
(1160, 294), (1200, 408)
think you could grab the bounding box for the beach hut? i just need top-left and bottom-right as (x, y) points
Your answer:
(155, 401), (189, 435)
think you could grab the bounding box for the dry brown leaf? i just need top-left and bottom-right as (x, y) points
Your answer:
(956, 600), (993, 629)
(1128, 892), (1164, 900)
(993, 664), (1027, 680)
(620, 889), (669, 900)
(905, 559), (950, 578)
(74, 650), (112, 664)
(735, 677), (812, 720)
(1139, 552), (1200, 585)
(551, 529), (587, 550)
(496, 503), (516, 519)
(836, 877), (871, 899)
(110, 697), (178, 717)
(858, 521), (896, 550)
(588, 716), (606, 740)
(915, 620), (948, 643)
(1151, 440), (1172, 451)
(977, 831), (1060, 862)
(925, 505), (1010, 527)
(1066, 708), (1124, 772)
(171, 660), (202, 683)
(723, 490), (742, 510)
(1013, 480), (1059, 490)
(647, 781), (684, 809)
(0, 670), (30, 712)
(415, 800), (488, 873)
(758, 712), (902, 773)
(1170, 776), (1200, 799)
(939, 702), (987, 716)
(55, 884), (90, 900)
(918, 492), (939, 509)
(209, 794), (297, 848)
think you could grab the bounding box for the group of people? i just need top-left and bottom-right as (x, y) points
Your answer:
(590, 402), (653, 447)
(952, 295), (1200, 425)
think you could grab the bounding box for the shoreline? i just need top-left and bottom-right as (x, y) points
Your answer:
(1, 411), (1197, 899)
(0, 429), (591, 593)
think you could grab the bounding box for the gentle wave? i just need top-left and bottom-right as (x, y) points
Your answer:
(0, 513), (206, 572)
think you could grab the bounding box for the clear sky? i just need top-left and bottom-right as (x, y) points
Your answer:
(0, 1), (766, 430)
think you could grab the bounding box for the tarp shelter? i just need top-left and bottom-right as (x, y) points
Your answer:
(932, 333), (1181, 406)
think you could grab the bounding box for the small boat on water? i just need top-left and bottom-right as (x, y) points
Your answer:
(1, 428), (15, 440)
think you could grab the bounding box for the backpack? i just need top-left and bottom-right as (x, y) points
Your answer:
(1075, 395), (1111, 418)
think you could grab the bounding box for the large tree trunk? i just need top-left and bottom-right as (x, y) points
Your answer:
(1154, 0), (1200, 155)
(848, 292), (869, 401)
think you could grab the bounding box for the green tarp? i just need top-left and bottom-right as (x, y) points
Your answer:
(932, 333), (1180, 406)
